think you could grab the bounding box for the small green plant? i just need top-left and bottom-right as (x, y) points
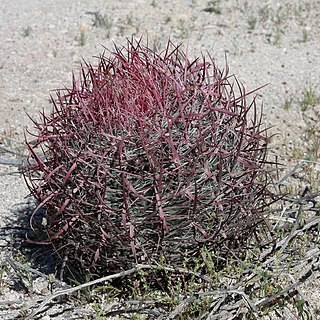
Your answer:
(177, 19), (190, 38)
(271, 8), (287, 45)
(283, 98), (293, 111)
(295, 2), (312, 25)
(247, 16), (257, 30)
(300, 28), (308, 43)
(132, 315), (148, 320)
(22, 26), (32, 37)
(273, 25), (284, 45)
(301, 86), (319, 111)
(259, 5), (270, 22)
(285, 138), (305, 161)
(126, 14), (134, 26)
(164, 15), (171, 24)
(191, 15), (197, 23)
(76, 30), (86, 46)
(151, 35), (163, 51)
(204, 0), (221, 14)
(305, 137), (320, 161)
(294, 299), (309, 319)
(90, 12), (112, 30)
(274, 9), (286, 27)
(0, 129), (26, 157)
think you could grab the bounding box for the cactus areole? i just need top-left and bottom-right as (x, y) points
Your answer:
(24, 39), (274, 277)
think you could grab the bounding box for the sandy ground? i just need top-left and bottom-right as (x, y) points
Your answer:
(0, 0), (320, 318)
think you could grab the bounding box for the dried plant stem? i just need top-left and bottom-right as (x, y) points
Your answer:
(5, 256), (67, 288)
(0, 145), (23, 156)
(167, 289), (257, 319)
(0, 157), (24, 167)
(0, 156), (46, 168)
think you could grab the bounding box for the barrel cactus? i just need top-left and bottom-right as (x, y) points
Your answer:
(24, 39), (274, 279)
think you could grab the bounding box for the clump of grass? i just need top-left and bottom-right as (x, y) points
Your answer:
(164, 15), (172, 24)
(273, 25), (284, 45)
(76, 30), (86, 46)
(151, 35), (164, 51)
(87, 11), (112, 30)
(177, 19), (190, 38)
(0, 129), (26, 158)
(301, 86), (319, 112)
(283, 98), (293, 111)
(257, 5), (289, 46)
(303, 126), (320, 161)
(126, 14), (134, 26)
(284, 138), (305, 161)
(259, 5), (270, 22)
(300, 28), (309, 43)
(22, 26), (32, 37)
(247, 16), (257, 31)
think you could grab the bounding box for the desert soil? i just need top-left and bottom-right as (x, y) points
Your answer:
(0, 0), (320, 319)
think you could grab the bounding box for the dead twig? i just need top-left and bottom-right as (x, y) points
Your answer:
(167, 289), (257, 319)
(0, 157), (24, 167)
(5, 256), (67, 289)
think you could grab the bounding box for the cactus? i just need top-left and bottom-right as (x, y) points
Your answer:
(23, 39), (274, 279)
